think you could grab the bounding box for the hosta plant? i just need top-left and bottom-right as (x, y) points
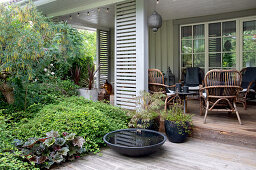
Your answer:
(15, 130), (86, 169)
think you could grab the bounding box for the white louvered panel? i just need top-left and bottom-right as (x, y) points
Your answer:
(115, 0), (137, 109)
(116, 94), (136, 99)
(98, 30), (110, 86)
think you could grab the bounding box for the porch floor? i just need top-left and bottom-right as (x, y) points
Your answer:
(56, 138), (256, 170)
(187, 99), (256, 147)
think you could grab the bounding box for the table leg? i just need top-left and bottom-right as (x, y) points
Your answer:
(183, 96), (187, 114)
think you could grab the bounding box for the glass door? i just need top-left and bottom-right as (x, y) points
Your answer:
(242, 20), (256, 67)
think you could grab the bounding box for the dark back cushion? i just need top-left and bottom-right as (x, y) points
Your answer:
(242, 67), (256, 89)
(185, 67), (200, 86)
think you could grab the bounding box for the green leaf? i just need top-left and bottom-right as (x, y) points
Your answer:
(23, 138), (38, 148)
(52, 153), (64, 163)
(72, 136), (85, 148)
(13, 139), (23, 147)
(55, 138), (65, 146)
(58, 147), (69, 156)
(43, 137), (55, 147)
(46, 130), (59, 138)
(65, 133), (76, 141)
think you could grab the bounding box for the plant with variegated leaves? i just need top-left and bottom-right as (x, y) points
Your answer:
(14, 130), (86, 169)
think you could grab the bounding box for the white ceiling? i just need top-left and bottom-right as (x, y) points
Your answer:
(155, 0), (256, 20)
(37, 0), (256, 29)
(59, 5), (115, 30)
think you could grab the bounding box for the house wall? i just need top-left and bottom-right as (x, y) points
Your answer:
(149, 8), (256, 82)
(149, 20), (174, 78)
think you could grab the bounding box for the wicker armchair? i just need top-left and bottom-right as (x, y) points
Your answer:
(148, 69), (176, 110)
(199, 70), (242, 125)
(237, 67), (256, 110)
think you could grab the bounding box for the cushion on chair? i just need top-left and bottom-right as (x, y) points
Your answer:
(167, 89), (175, 96)
(202, 92), (207, 98)
(185, 67), (200, 87)
(241, 89), (256, 93)
(241, 67), (256, 89)
(189, 86), (199, 91)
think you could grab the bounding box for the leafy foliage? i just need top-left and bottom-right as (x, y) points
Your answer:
(1, 79), (79, 121)
(15, 131), (86, 169)
(0, 2), (93, 108)
(162, 104), (193, 134)
(13, 96), (129, 153)
(0, 116), (36, 169)
(128, 91), (165, 129)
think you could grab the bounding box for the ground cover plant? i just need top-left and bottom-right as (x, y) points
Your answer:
(1, 97), (128, 169)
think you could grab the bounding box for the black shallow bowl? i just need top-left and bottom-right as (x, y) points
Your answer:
(103, 128), (166, 157)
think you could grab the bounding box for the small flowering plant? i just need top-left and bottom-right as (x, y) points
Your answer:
(14, 130), (86, 169)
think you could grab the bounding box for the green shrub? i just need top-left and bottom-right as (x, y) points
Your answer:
(1, 79), (79, 121)
(13, 96), (128, 153)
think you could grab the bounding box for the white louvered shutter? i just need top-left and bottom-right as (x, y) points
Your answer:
(98, 30), (110, 86)
(115, 0), (137, 109)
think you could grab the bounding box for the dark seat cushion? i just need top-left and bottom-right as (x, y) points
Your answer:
(185, 67), (200, 87)
(241, 67), (256, 89)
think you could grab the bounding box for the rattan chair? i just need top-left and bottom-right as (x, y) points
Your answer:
(148, 69), (176, 110)
(199, 70), (242, 125)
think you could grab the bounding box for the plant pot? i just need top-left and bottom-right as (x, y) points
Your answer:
(164, 120), (188, 143)
(78, 88), (98, 101)
(137, 117), (160, 131)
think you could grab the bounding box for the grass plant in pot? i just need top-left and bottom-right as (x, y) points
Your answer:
(128, 91), (165, 131)
(78, 64), (99, 101)
(163, 104), (192, 143)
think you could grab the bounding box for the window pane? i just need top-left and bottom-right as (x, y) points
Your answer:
(193, 39), (205, 53)
(222, 21), (236, 36)
(209, 22), (221, 37)
(209, 53), (221, 67)
(223, 37), (236, 52)
(193, 24), (204, 39)
(182, 54), (192, 67)
(209, 38), (221, 52)
(243, 20), (256, 35)
(194, 54), (205, 67)
(181, 26), (192, 39)
(181, 40), (192, 53)
(243, 35), (256, 52)
(243, 52), (256, 67)
(222, 53), (236, 67)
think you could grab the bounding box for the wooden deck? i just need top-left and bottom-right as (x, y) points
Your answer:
(186, 99), (256, 147)
(56, 138), (256, 170)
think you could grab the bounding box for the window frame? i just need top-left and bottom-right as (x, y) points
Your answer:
(179, 15), (256, 77)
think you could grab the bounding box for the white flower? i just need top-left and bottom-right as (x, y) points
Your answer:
(44, 68), (48, 72)
(50, 64), (54, 67)
(34, 79), (37, 82)
(51, 72), (55, 75)
(47, 73), (50, 76)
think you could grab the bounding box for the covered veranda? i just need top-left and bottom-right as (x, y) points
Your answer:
(35, 0), (256, 145)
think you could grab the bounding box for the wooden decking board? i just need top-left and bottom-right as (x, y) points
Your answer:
(55, 138), (256, 170)
(185, 99), (256, 147)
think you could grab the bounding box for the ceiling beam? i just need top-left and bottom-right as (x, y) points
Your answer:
(62, 16), (110, 31)
(17, 0), (56, 6)
(46, 0), (126, 17)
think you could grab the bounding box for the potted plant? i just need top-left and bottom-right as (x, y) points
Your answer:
(162, 104), (192, 143)
(78, 64), (99, 101)
(128, 91), (165, 131)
